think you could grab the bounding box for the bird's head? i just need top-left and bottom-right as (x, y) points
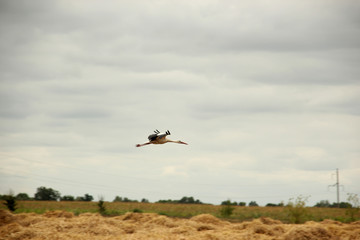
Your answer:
(177, 140), (188, 145)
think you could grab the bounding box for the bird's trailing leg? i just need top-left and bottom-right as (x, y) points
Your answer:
(136, 142), (151, 147)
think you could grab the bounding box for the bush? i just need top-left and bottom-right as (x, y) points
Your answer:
(220, 200), (235, 218)
(286, 195), (310, 224)
(3, 195), (17, 212)
(346, 193), (360, 222)
(97, 197), (106, 215)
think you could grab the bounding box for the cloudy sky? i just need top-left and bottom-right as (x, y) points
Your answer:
(0, 0), (359, 206)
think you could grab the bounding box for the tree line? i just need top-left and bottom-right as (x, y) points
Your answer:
(0, 187), (94, 202)
(157, 196), (203, 204)
(1, 186), (357, 209)
(314, 200), (352, 208)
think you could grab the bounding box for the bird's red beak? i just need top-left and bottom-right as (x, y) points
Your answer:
(180, 141), (188, 145)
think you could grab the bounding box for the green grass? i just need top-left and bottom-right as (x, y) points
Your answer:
(1, 200), (357, 223)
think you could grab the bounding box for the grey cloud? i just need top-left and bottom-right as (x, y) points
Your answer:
(1, 0), (359, 205)
(54, 108), (110, 119)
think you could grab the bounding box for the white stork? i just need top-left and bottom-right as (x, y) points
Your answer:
(136, 130), (188, 147)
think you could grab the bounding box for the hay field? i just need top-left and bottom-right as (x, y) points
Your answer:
(2, 201), (351, 222)
(1, 210), (359, 240)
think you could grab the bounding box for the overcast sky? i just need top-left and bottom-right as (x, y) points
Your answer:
(0, 0), (359, 206)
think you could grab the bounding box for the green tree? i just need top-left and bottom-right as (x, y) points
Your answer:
(249, 201), (259, 207)
(76, 194), (94, 201)
(156, 197), (203, 204)
(113, 196), (139, 202)
(113, 196), (123, 202)
(314, 200), (330, 207)
(61, 195), (75, 201)
(266, 203), (277, 207)
(16, 193), (31, 200)
(83, 194), (93, 201)
(179, 196), (194, 204)
(221, 200), (237, 206)
(34, 186), (60, 201)
(179, 196), (202, 204)
(329, 202), (352, 208)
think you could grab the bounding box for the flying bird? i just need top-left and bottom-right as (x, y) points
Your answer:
(136, 130), (188, 147)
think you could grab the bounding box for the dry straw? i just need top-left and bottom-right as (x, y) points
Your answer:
(0, 209), (359, 240)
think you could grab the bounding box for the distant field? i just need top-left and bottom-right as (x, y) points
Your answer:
(1, 201), (356, 223)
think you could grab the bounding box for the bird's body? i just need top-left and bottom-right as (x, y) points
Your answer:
(136, 130), (188, 147)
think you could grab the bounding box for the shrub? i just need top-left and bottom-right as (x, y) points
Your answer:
(286, 195), (310, 224)
(220, 200), (235, 218)
(346, 193), (360, 222)
(3, 195), (17, 212)
(97, 197), (106, 215)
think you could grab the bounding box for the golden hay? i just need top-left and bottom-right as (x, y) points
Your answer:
(0, 210), (359, 240)
(43, 210), (74, 218)
(0, 210), (14, 226)
(190, 214), (227, 226)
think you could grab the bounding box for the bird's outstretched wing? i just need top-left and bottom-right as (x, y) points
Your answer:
(156, 130), (171, 139)
(148, 133), (158, 141)
(157, 133), (167, 139)
(148, 130), (171, 140)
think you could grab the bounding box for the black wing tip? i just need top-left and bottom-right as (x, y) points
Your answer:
(153, 129), (170, 135)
